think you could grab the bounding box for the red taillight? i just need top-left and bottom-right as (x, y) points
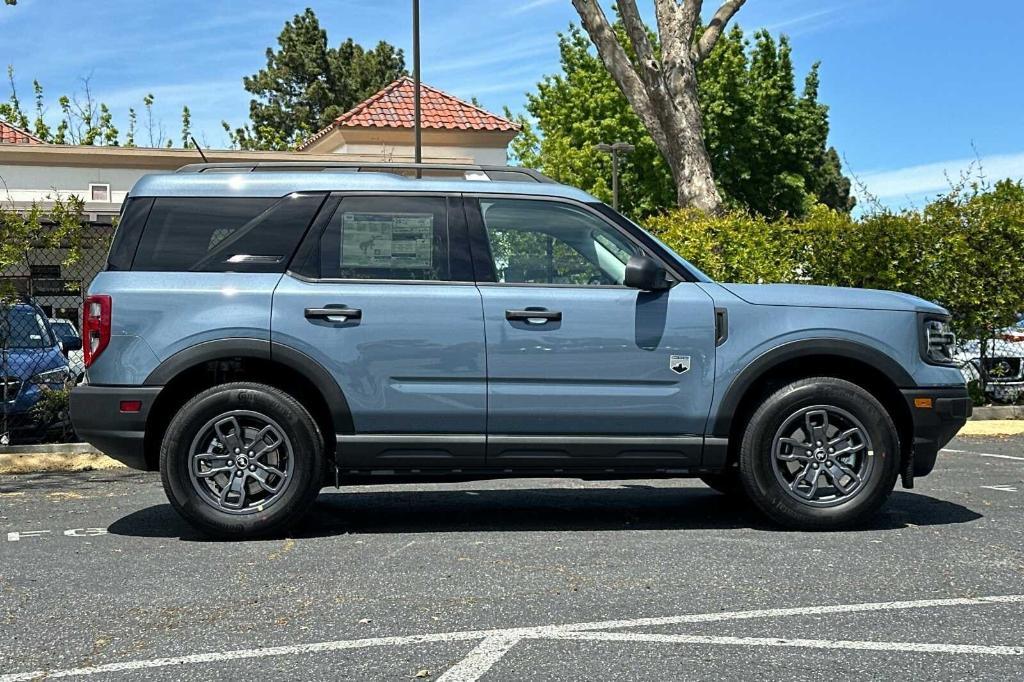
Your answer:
(82, 294), (111, 368)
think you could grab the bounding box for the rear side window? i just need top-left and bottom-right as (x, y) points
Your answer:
(106, 197), (153, 271)
(317, 196), (451, 281)
(130, 194), (325, 272)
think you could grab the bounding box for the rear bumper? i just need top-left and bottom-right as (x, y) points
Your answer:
(900, 386), (972, 477)
(70, 385), (162, 470)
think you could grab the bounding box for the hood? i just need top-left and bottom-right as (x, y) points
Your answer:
(0, 345), (67, 380)
(719, 283), (948, 314)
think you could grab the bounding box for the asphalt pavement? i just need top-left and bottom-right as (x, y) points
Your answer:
(1, 434), (1022, 680)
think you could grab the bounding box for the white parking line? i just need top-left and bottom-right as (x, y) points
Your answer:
(437, 634), (523, 682)
(3, 594), (1022, 682)
(942, 448), (1024, 462)
(549, 631), (1024, 656)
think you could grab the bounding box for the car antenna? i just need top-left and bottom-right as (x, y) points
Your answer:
(189, 135), (209, 163)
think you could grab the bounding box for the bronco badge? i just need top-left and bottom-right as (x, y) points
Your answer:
(669, 355), (691, 375)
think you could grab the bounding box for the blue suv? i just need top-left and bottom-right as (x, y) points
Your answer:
(70, 163), (970, 538)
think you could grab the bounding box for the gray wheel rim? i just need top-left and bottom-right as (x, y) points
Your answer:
(187, 410), (294, 515)
(770, 404), (874, 508)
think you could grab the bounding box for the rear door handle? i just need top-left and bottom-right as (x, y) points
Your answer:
(505, 308), (562, 324)
(305, 307), (362, 323)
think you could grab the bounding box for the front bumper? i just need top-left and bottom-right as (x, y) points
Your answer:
(900, 386), (972, 477)
(70, 385), (162, 470)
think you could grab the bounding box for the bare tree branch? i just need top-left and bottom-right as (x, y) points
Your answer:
(680, 0), (704, 36)
(693, 0), (746, 63)
(571, 0), (669, 146)
(653, 0), (687, 67)
(615, 0), (657, 80)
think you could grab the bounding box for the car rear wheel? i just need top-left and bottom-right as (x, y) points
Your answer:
(739, 377), (900, 530)
(160, 382), (323, 539)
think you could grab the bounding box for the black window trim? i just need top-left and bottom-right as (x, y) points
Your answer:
(463, 193), (695, 288)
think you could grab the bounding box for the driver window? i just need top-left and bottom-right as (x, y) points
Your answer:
(479, 199), (640, 285)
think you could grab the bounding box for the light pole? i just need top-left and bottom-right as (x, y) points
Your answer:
(594, 141), (635, 211)
(412, 0), (422, 173)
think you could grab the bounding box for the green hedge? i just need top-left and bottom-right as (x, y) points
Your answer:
(646, 180), (1024, 341)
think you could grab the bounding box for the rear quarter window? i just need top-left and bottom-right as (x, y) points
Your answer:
(128, 194), (325, 273)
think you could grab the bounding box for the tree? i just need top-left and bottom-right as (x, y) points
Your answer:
(1, 67), (177, 147)
(181, 106), (192, 148)
(570, 0), (748, 213)
(226, 8), (407, 150)
(513, 24), (852, 218)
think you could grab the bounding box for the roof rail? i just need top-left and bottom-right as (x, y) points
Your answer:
(174, 161), (556, 184)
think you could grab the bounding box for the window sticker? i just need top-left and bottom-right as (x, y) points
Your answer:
(341, 212), (434, 270)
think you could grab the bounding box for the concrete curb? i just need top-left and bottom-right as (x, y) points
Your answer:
(0, 442), (100, 455)
(971, 405), (1024, 420)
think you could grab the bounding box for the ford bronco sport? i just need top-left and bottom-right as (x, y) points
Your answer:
(70, 162), (970, 538)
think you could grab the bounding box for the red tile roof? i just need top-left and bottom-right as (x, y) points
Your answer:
(0, 120), (44, 144)
(300, 77), (518, 149)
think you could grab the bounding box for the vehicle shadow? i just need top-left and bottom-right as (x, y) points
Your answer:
(107, 487), (982, 542)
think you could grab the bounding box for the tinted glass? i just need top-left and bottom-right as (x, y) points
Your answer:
(50, 320), (77, 338)
(131, 195), (324, 272)
(106, 197), (153, 271)
(319, 196), (450, 281)
(479, 199), (640, 285)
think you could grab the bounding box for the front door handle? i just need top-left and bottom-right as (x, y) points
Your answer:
(505, 308), (562, 325)
(305, 307), (362, 323)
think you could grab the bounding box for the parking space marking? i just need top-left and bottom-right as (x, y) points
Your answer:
(437, 634), (523, 682)
(549, 631), (1024, 656)
(981, 485), (1019, 493)
(943, 448), (1024, 462)
(3, 594), (1022, 682)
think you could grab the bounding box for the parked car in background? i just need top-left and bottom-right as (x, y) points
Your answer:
(956, 319), (1024, 403)
(49, 318), (86, 381)
(0, 301), (80, 443)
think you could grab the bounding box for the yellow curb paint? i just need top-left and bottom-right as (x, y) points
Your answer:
(958, 420), (1024, 437)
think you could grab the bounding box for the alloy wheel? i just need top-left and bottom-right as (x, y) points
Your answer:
(187, 410), (294, 514)
(770, 405), (874, 507)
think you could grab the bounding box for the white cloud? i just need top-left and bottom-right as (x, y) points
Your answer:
(854, 151), (1024, 201)
(504, 0), (561, 17)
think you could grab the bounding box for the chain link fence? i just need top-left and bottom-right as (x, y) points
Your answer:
(956, 322), (1024, 406)
(0, 220), (114, 444)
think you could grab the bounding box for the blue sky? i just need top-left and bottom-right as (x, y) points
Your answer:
(2, 0), (1023, 208)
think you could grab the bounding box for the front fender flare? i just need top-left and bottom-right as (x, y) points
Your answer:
(709, 337), (915, 437)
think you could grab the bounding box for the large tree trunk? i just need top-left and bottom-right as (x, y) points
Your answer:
(665, 68), (723, 213)
(571, 0), (745, 214)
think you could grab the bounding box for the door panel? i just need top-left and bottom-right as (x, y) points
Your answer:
(480, 284), (716, 455)
(469, 196), (717, 468)
(271, 194), (486, 468)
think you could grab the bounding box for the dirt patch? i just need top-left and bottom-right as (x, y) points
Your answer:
(0, 453), (125, 475)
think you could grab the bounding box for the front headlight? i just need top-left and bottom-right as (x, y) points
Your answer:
(921, 315), (956, 366)
(30, 367), (70, 389)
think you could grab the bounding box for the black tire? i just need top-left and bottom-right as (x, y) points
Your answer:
(738, 377), (900, 530)
(699, 472), (747, 498)
(160, 382), (324, 539)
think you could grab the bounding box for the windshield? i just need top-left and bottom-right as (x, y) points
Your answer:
(50, 320), (76, 337)
(2, 307), (54, 349)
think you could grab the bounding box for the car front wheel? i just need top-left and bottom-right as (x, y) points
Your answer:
(739, 377), (900, 530)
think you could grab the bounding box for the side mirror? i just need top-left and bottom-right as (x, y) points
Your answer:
(60, 335), (83, 353)
(624, 254), (670, 291)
